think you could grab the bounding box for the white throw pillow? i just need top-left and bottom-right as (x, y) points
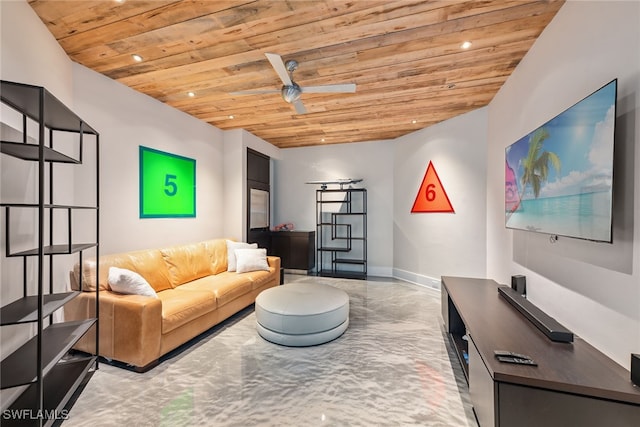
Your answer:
(234, 248), (270, 273)
(107, 267), (158, 298)
(226, 240), (258, 271)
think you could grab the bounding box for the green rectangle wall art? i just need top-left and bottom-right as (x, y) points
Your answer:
(139, 146), (196, 218)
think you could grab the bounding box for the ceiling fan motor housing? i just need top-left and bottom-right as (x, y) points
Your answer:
(281, 83), (302, 103)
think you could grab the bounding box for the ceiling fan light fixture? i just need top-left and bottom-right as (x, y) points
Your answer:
(281, 84), (302, 103)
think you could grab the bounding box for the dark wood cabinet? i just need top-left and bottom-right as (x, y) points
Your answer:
(270, 231), (315, 273)
(441, 276), (640, 427)
(247, 148), (270, 247)
(246, 147), (270, 184)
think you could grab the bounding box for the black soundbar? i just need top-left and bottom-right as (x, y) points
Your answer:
(498, 285), (574, 343)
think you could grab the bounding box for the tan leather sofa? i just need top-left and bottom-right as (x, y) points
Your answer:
(64, 239), (280, 371)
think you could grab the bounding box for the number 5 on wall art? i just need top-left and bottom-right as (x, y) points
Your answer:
(411, 161), (454, 213)
(139, 146), (196, 218)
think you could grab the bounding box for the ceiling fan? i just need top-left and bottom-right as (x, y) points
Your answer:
(231, 53), (356, 114)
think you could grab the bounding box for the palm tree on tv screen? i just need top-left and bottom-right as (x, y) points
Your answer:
(520, 127), (561, 200)
(520, 127), (561, 199)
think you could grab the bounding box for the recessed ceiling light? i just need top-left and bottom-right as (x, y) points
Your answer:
(411, 119), (417, 124)
(321, 138), (325, 142)
(132, 54), (143, 62)
(461, 41), (472, 49)
(187, 91), (195, 97)
(228, 115), (235, 119)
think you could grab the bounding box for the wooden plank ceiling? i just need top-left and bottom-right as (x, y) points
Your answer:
(28, 0), (564, 148)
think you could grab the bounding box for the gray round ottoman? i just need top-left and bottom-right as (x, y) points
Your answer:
(255, 283), (349, 346)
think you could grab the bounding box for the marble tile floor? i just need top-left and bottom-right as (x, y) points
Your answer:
(63, 275), (477, 427)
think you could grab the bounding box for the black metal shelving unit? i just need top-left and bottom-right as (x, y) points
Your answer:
(1, 80), (99, 426)
(315, 187), (367, 279)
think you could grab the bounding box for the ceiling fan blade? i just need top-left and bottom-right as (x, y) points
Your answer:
(230, 89), (280, 95)
(265, 52), (293, 86)
(293, 100), (307, 114)
(302, 83), (356, 94)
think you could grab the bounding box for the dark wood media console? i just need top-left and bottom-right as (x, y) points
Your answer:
(441, 276), (640, 427)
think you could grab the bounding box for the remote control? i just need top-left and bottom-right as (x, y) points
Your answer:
(494, 350), (531, 360)
(496, 356), (537, 366)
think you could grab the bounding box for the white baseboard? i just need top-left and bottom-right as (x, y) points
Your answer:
(301, 266), (440, 290)
(392, 268), (441, 290)
(367, 266), (393, 278)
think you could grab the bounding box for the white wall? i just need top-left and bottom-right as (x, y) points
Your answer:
(273, 140), (394, 277)
(487, 0), (640, 369)
(73, 64), (225, 255)
(393, 108), (488, 288)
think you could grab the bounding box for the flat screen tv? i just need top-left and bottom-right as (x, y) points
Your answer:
(505, 79), (617, 243)
(139, 146), (196, 218)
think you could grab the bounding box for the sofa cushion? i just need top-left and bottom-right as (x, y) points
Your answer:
(179, 273), (253, 306)
(160, 242), (212, 287)
(158, 288), (217, 334)
(72, 249), (173, 292)
(201, 239), (229, 274)
(108, 267), (158, 298)
(243, 267), (277, 290)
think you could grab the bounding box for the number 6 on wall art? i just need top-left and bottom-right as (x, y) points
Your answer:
(139, 146), (196, 218)
(411, 161), (454, 213)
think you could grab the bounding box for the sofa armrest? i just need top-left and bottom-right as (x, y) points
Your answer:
(267, 256), (281, 284)
(64, 291), (162, 369)
(267, 256), (281, 270)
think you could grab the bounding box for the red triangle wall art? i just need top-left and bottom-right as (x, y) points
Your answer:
(411, 161), (455, 213)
